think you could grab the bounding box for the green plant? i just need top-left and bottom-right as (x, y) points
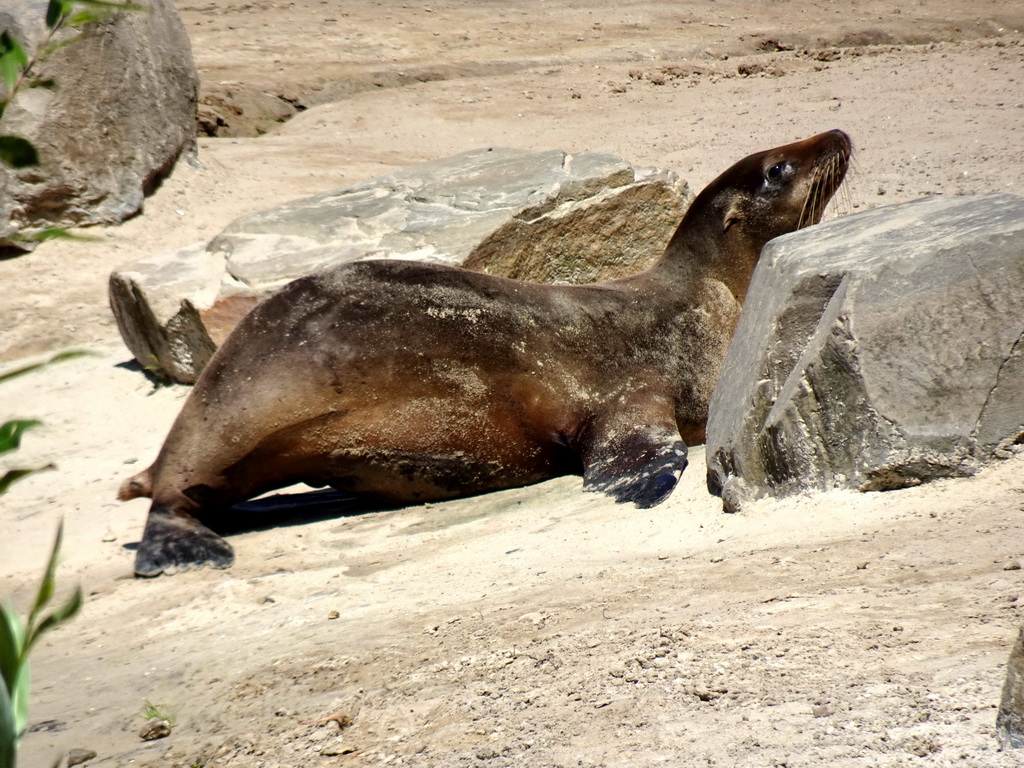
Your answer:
(140, 699), (174, 725)
(1, 353), (89, 766)
(0, 521), (83, 768)
(1, 7), (135, 764)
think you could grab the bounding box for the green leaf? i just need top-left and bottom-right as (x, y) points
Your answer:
(39, 32), (85, 59)
(57, 0), (150, 26)
(0, 349), (93, 385)
(0, 135), (39, 168)
(0, 523), (81, 763)
(0, 466), (54, 496)
(66, 9), (115, 27)
(0, 32), (29, 63)
(45, 0), (73, 28)
(16, 227), (98, 245)
(0, 31), (29, 94)
(8, 662), (28, 749)
(0, 674), (18, 768)
(27, 587), (83, 653)
(0, 604), (28, 758)
(0, 421), (41, 457)
(0, 603), (26, 699)
(26, 521), (65, 632)
(75, 0), (148, 11)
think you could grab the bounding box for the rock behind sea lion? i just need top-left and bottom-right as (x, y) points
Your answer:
(108, 147), (690, 383)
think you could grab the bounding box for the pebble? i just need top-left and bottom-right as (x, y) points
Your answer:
(67, 748), (97, 766)
(139, 718), (171, 741)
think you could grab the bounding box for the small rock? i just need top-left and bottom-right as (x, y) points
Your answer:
(811, 704), (833, 718)
(327, 610), (340, 619)
(322, 745), (359, 756)
(66, 748), (97, 766)
(139, 718), (171, 741)
(1005, 561), (1022, 571)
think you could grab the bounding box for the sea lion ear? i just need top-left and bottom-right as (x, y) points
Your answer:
(723, 200), (742, 233)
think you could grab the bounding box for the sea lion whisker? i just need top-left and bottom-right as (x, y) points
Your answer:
(809, 153), (848, 226)
(819, 156), (840, 222)
(798, 172), (818, 229)
(799, 165), (826, 229)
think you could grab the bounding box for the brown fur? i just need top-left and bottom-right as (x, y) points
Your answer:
(124, 130), (851, 576)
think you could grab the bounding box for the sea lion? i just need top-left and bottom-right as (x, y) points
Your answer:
(121, 129), (851, 576)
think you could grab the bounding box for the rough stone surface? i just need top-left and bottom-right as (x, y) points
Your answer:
(998, 622), (1024, 749)
(66, 748), (98, 766)
(0, 0), (198, 250)
(109, 147), (690, 383)
(705, 194), (1024, 512)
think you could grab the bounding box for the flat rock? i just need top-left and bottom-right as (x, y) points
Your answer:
(110, 147), (689, 383)
(705, 194), (1024, 512)
(0, 0), (198, 250)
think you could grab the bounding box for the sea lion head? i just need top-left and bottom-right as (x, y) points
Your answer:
(665, 129), (852, 300)
(715, 128), (851, 240)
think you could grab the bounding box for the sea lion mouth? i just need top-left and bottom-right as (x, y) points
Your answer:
(797, 133), (852, 230)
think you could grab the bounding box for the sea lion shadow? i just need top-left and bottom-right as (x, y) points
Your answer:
(215, 488), (380, 534)
(121, 488), (377, 552)
(115, 359), (176, 390)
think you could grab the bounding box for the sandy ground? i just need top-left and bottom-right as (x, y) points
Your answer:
(2, 1), (1024, 765)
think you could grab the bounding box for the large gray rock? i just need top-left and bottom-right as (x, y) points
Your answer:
(109, 147), (690, 383)
(998, 622), (1024, 749)
(706, 194), (1024, 512)
(0, 0), (198, 250)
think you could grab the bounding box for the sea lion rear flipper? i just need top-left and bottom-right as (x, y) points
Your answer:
(118, 468), (153, 500)
(134, 504), (235, 577)
(581, 415), (688, 509)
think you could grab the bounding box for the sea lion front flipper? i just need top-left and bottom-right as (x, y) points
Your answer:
(581, 406), (688, 508)
(134, 505), (235, 577)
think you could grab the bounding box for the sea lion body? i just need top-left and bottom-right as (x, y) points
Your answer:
(123, 129), (851, 576)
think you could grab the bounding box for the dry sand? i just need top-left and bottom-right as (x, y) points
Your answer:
(2, 1), (1024, 765)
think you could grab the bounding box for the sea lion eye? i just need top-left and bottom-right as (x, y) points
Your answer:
(765, 162), (787, 181)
